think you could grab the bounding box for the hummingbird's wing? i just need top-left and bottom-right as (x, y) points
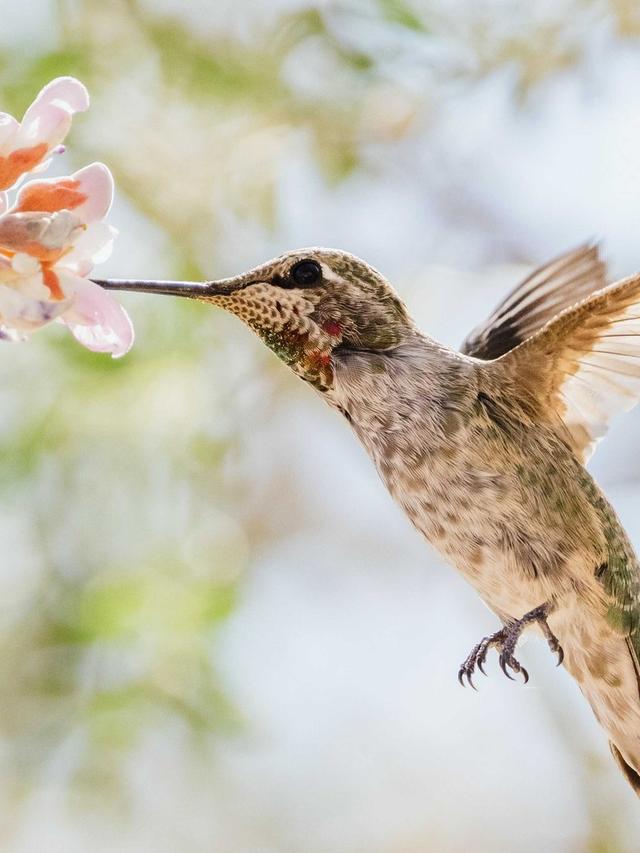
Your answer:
(461, 244), (606, 360)
(493, 272), (640, 462)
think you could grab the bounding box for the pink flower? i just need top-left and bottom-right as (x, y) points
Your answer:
(0, 163), (134, 357)
(0, 77), (89, 203)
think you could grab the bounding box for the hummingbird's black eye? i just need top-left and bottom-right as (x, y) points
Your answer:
(289, 259), (322, 288)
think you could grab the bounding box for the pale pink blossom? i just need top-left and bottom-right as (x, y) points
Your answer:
(0, 162), (134, 357)
(0, 77), (89, 193)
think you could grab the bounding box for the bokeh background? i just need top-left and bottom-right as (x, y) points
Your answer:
(2, 1), (640, 850)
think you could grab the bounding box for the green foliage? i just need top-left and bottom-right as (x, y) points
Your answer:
(379, 0), (428, 32)
(0, 49), (91, 113)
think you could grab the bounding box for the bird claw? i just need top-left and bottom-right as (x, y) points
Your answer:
(457, 602), (562, 688)
(499, 653), (516, 680)
(549, 641), (564, 668)
(458, 631), (506, 689)
(536, 607), (565, 668)
(458, 668), (477, 691)
(499, 651), (529, 683)
(458, 655), (478, 690)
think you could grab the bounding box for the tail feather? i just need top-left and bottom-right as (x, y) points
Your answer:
(610, 638), (640, 797)
(561, 625), (640, 796)
(610, 742), (640, 796)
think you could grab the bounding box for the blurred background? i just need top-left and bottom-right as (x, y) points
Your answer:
(1, 0), (640, 850)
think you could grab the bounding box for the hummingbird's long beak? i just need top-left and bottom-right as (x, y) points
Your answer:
(92, 275), (250, 299)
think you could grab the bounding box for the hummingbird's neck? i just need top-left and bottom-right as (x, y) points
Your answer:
(327, 333), (478, 459)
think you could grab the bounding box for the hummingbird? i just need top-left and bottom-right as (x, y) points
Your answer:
(96, 243), (640, 796)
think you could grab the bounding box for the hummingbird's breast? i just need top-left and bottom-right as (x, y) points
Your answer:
(331, 341), (640, 780)
(331, 344), (616, 621)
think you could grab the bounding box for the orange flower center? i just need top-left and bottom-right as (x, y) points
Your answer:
(15, 178), (88, 213)
(41, 265), (64, 300)
(0, 143), (48, 191)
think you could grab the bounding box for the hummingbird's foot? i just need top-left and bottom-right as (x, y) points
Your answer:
(458, 602), (564, 688)
(458, 629), (508, 689)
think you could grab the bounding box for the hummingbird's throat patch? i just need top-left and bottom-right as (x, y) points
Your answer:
(209, 282), (338, 388)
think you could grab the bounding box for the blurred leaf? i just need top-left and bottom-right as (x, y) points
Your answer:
(0, 49), (91, 113)
(379, 0), (428, 32)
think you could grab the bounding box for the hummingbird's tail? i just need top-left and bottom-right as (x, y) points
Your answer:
(564, 629), (640, 797)
(607, 637), (640, 797)
(610, 740), (640, 795)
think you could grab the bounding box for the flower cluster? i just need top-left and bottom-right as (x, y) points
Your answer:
(0, 77), (133, 356)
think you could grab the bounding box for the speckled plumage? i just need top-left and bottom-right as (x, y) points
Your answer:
(330, 328), (640, 791)
(100, 244), (640, 795)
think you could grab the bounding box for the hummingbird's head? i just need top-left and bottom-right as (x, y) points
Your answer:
(98, 248), (416, 390)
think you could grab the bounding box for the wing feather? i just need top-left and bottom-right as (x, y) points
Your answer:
(493, 274), (640, 462)
(462, 244), (607, 359)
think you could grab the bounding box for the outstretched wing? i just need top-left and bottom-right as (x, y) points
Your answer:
(462, 244), (607, 360)
(493, 273), (640, 463)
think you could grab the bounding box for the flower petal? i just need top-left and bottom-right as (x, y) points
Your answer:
(0, 113), (19, 151)
(14, 162), (114, 223)
(68, 162), (114, 223)
(0, 193), (7, 215)
(0, 325), (26, 343)
(1, 78), (90, 189)
(58, 272), (134, 357)
(15, 103), (72, 151)
(60, 222), (117, 274)
(0, 282), (67, 330)
(0, 210), (83, 260)
(11, 252), (41, 277)
(19, 77), (89, 139)
(37, 77), (90, 114)
(0, 142), (49, 192)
